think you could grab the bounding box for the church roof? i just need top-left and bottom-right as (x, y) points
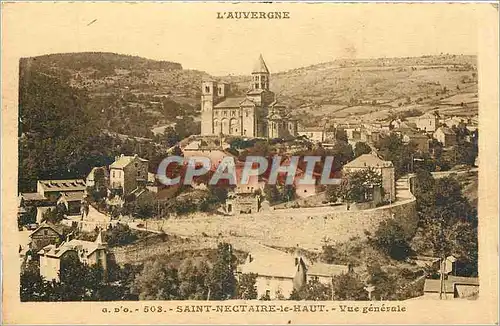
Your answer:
(240, 98), (256, 107)
(252, 54), (269, 74)
(214, 97), (247, 108)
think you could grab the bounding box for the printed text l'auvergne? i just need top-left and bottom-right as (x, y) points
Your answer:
(217, 11), (290, 20)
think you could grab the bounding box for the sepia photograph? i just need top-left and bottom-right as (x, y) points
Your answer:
(2, 2), (498, 325)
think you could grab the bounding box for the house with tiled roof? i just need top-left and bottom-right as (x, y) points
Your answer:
(38, 232), (107, 281)
(237, 248), (349, 300)
(343, 154), (396, 202)
(200, 55), (297, 139)
(109, 154), (148, 195)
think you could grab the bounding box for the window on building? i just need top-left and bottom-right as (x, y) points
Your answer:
(112, 170), (115, 178)
(224, 111), (227, 116)
(245, 111), (249, 117)
(255, 83), (259, 89)
(205, 86), (210, 93)
(218, 87), (222, 95)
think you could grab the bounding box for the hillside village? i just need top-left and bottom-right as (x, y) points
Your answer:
(19, 53), (479, 302)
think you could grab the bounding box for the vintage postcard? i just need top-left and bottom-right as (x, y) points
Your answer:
(1, 2), (498, 325)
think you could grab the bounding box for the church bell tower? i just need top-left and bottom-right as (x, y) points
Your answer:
(252, 54), (270, 91)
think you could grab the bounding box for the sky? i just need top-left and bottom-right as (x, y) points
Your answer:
(2, 2), (487, 75)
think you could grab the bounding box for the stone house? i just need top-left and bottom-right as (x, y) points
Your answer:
(226, 192), (260, 215)
(433, 127), (457, 147)
(29, 223), (63, 252)
(109, 154), (149, 195)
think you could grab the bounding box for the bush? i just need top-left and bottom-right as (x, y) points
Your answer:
(371, 220), (411, 260)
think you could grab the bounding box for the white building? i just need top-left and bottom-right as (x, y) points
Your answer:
(38, 233), (107, 281)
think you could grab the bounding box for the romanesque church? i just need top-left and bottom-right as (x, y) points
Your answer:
(200, 55), (298, 138)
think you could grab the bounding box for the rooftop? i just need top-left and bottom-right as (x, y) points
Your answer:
(214, 97), (248, 108)
(110, 154), (148, 169)
(238, 250), (348, 279)
(423, 276), (479, 293)
(252, 54), (270, 74)
(38, 234), (106, 259)
(20, 192), (48, 201)
(59, 191), (85, 202)
(437, 126), (456, 135)
(30, 222), (63, 237)
(38, 179), (86, 192)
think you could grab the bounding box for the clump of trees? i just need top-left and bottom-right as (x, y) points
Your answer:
(264, 184), (295, 205)
(375, 133), (416, 178)
(411, 170), (477, 276)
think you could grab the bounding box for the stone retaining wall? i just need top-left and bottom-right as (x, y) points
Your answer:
(161, 197), (417, 251)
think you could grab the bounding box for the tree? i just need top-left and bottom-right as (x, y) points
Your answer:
(365, 261), (398, 300)
(57, 254), (107, 301)
(371, 219), (411, 260)
(411, 172), (478, 276)
(354, 142), (372, 158)
(237, 273), (258, 300)
(20, 266), (53, 302)
(375, 133), (416, 178)
(206, 242), (237, 300)
(289, 279), (331, 300)
(335, 129), (348, 143)
(331, 273), (368, 300)
(131, 260), (180, 300)
(178, 258), (211, 300)
(325, 185), (341, 203)
(105, 223), (138, 247)
(343, 168), (383, 203)
(42, 207), (65, 224)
